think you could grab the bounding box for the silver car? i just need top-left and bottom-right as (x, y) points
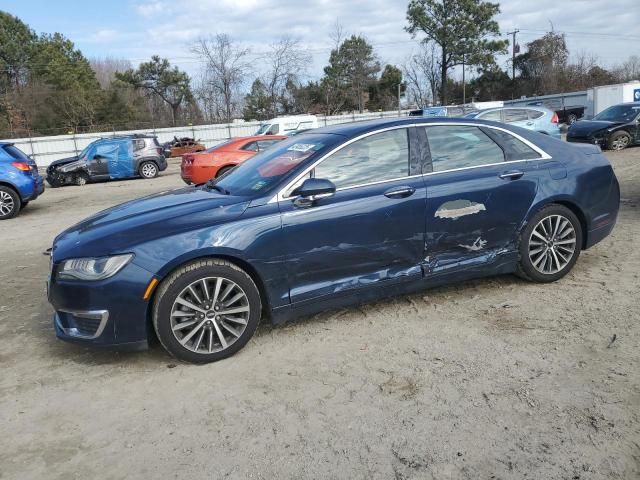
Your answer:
(466, 106), (562, 139)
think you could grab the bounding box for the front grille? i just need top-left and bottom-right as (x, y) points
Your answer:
(72, 317), (101, 336)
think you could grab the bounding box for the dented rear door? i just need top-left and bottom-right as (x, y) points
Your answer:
(421, 125), (539, 272)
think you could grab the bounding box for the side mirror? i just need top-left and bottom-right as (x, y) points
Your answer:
(292, 178), (336, 208)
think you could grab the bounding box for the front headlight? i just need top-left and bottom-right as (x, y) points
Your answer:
(58, 254), (133, 281)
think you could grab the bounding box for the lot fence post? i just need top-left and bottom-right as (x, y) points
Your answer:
(227, 124), (232, 140)
(72, 131), (79, 157)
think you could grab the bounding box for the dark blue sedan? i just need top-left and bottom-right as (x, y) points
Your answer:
(48, 118), (620, 363)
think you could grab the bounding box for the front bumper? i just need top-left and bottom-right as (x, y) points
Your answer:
(48, 260), (155, 348)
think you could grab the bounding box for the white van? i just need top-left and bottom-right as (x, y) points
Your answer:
(254, 115), (318, 136)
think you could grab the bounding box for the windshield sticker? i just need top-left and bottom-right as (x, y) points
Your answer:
(287, 143), (315, 152)
(251, 180), (267, 190)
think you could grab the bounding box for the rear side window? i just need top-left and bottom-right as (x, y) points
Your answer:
(528, 110), (544, 120)
(425, 125), (504, 172)
(257, 139), (282, 151)
(242, 141), (259, 152)
(504, 109), (529, 123)
(483, 128), (541, 161)
(133, 139), (146, 151)
(3, 145), (30, 160)
(269, 124), (280, 135)
(314, 128), (409, 189)
(478, 110), (502, 121)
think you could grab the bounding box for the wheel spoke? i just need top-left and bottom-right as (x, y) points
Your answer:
(193, 328), (206, 351)
(550, 249), (562, 272)
(172, 319), (198, 331)
(175, 297), (206, 314)
(219, 283), (235, 303)
(223, 291), (244, 307)
(208, 328), (214, 353)
(531, 230), (547, 242)
(219, 306), (249, 316)
(212, 320), (228, 349)
(172, 310), (196, 318)
(188, 285), (202, 304)
(220, 321), (241, 337)
(200, 279), (210, 301)
(211, 278), (222, 305)
(222, 315), (247, 326)
(179, 320), (207, 345)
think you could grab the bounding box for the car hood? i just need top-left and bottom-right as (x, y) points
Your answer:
(48, 156), (80, 168)
(52, 186), (250, 260)
(568, 120), (622, 136)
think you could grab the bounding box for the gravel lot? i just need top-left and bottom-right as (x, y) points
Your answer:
(1, 150), (639, 480)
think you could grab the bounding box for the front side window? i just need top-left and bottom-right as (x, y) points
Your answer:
(425, 125), (504, 172)
(593, 104), (640, 122)
(257, 139), (283, 151)
(504, 109), (529, 123)
(313, 128), (409, 189)
(241, 141), (259, 152)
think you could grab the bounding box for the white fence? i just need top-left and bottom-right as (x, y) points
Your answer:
(2, 110), (410, 167)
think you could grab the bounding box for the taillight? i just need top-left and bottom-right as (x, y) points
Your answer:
(11, 162), (30, 172)
(551, 112), (559, 124)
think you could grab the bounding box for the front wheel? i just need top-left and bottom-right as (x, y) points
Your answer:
(153, 259), (262, 364)
(608, 131), (631, 151)
(517, 205), (582, 283)
(139, 161), (158, 179)
(75, 172), (89, 186)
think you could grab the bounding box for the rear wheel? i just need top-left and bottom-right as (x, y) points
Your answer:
(153, 259), (262, 364)
(517, 205), (582, 283)
(139, 161), (158, 179)
(567, 113), (578, 124)
(0, 186), (21, 220)
(608, 131), (631, 151)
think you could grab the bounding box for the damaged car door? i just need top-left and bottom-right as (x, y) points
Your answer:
(422, 124), (541, 272)
(280, 127), (426, 303)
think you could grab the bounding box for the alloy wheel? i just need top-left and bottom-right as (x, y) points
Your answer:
(141, 163), (158, 178)
(611, 136), (629, 151)
(528, 214), (577, 275)
(170, 276), (250, 354)
(0, 191), (15, 217)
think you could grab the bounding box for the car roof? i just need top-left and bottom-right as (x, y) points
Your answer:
(302, 116), (507, 137)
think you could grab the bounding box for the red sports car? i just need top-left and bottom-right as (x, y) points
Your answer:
(181, 135), (287, 185)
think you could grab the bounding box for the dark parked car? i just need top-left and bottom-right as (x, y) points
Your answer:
(0, 142), (44, 220)
(46, 134), (167, 187)
(567, 102), (640, 151)
(48, 118), (619, 363)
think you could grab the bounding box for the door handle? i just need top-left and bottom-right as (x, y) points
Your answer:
(384, 186), (415, 198)
(526, 122), (534, 126)
(499, 171), (524, 180)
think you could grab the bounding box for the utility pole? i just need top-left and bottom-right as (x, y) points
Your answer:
(398, 83), (402, 117)
(462, 53), (466, 106)
(507, 29), (520, 98)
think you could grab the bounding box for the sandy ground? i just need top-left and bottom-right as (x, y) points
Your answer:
(0, 150), (639, 480)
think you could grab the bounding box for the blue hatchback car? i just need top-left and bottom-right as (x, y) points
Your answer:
(47, 118), (619, 363)
(0, 142), (45, 220)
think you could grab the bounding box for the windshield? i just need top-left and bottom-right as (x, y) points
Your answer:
(593, 104), (640, 122)
(211, 134), (340, 197)
(255, 124), (271, 135)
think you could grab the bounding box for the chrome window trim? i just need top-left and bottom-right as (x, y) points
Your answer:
(269, 122), (551, 203)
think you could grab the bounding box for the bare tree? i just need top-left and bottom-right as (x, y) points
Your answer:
(260, 36), (311, 116)
(191, 34), (251, 122)
(613, 55), (640, 82)
(403, 43), (440, 106)
(90, 57), (132, 88)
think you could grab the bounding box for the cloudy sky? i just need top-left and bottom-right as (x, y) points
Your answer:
(5, 0), (639, 80)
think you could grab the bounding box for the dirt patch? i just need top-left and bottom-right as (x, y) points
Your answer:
(1, 152), (639, 479)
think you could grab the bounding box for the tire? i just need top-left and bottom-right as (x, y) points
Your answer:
(608, 131), (631, 151)
(567, 113), (578, 125)
(517, 204), (582, 283)
(216, 166), (234, 178)
(153, 258), (262, 364)
(0, 185), (21, 220)
(46, 177), (61, 188)
(20, 201), (29, 210)
(139, 161), (159, 179)
(74, 172), (89, 186)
